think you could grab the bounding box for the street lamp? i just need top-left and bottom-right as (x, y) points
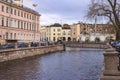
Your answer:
(32, 4), (37, 42)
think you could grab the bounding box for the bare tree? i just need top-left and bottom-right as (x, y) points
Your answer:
(86, 0), (120, 40)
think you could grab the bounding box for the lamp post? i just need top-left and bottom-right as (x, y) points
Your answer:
(32, 4), (37, 42)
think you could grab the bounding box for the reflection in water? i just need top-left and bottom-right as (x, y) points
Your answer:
(0, 48), (104, 80)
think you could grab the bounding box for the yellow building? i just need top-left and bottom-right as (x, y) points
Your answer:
(47, 23), (62, 42)
(62, 27), (71, 41)
(45, 23), (71, 42)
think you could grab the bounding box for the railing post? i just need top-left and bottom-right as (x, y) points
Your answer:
(63, 43), (66, 51)
(28, 43), (31, 47)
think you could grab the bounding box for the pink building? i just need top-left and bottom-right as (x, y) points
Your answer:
(0, 0), (41, 44)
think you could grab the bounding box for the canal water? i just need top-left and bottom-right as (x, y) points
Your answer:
(0, 48), (104, 80)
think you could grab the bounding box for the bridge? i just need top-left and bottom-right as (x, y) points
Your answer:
(66, 42), (109, 49)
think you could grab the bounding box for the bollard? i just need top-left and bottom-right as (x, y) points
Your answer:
(15, 43), (17, 48)
(63, 43), (66, 51)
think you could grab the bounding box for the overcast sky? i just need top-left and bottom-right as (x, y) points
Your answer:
(23, 0), (94, 25)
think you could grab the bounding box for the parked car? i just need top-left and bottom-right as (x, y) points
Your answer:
(30, 42), (39, 47)
(56, 40), (63, 44)
(115, 42), (120, 52)
(40, 41), (48, 46)
(17, 42), (28, 48)
(48, 41), (54, 45)
(0, 45), (3, 50)
(2, 43), (15, 49)
(109, 40), (119, 47)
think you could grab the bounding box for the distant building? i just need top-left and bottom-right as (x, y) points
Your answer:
(62, 24), (71, 41)
(70, 22), (115, 42)
(40, 26), (47, 41)
(45, 23), (71, 42)
(0, 0), (41, 44)
(47, 23), (62, 42)
(70, 23), (80, 41)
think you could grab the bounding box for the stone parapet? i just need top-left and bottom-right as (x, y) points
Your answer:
(66, 42), (108, 49)
(0, 45), (64, 63)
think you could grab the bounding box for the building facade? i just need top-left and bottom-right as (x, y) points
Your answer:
(45, 23), (71, 42)
(70, 22), (115, 42)
(62, 24), (71, 41)
(0, 0), (41, 44)
(40, 26), (47, 41)
(70, 23), (80, 41)
(47, 24), (62, 42)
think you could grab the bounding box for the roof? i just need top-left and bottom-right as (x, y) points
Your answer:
(50, 23), (62, 27)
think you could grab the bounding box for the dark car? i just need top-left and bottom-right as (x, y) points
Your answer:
(17, 42), (28, 48)
(109, 40), (119, 47)
(0, 45), (3, 50)
(48, 41), (54, 45)
(40, 41), (48, 46)
(2, 43), (15, 49)
(30, 42), (39, 47)
(56, 40), (63, 44)
(115, 42), (120, 52)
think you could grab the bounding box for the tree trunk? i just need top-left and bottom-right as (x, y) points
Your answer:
(116, 30), (120, 40)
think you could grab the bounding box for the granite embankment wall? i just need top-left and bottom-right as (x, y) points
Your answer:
(66, 42), (108, 49)
(0, 45), (64, 63)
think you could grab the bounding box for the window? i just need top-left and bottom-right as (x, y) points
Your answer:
(53, 29), (55, 32)
(18, 21), (20, 28)
(24, 13), (26, 18)
(27, 23), (28, 30)
(24, 22), (26, 29)
(68, 31), (71, 35)
(53, 37), (55, 41)
(10, 33), (12, 39)
(27, 14), (29, 19)
(14, 33), (16, 39)
(57, 29), (61, 32)
(11, 8), (13, 14)
(14, 20), (16, 28)
(14, 9), (16, 15)
(18, 11), (20, 16)
(10, 19), (13, 27)
(63, 31), (66, 35)
(6, 18), (8, 27)
(2, 17), (4, 26)
(2, 5), (4, 12)
(30, 23), (31, 30)
(58, 33), (61, 35)
(6, 7), (8, 13)
(37, 17), (39, 21)
(21, 12), (23, 17)
(21, 21), (23, 29)
(30, 15), (31, 19)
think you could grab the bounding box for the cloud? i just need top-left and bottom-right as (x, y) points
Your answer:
(23, 0), (92, 25)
